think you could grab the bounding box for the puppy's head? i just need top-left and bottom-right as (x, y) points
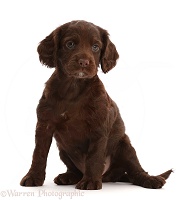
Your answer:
(37, 20), (119, 78)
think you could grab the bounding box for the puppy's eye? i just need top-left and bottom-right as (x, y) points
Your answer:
(92, 44), (100, 52)
(66, 41), (75, 49)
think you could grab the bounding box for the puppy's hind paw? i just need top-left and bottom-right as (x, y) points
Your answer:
(54, 172), (81, 185)
(142, 175), (166, 189)
(76, 178), (102, 190)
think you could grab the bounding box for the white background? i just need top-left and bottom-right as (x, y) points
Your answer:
(0, 0), (177, 199)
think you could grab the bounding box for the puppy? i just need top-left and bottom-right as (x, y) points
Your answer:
(20, 20), (172, 190)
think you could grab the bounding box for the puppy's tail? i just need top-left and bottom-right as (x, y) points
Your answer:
(159, 169), (173, 180)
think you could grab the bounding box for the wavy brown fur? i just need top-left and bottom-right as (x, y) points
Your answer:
(20, 20), (172, 190)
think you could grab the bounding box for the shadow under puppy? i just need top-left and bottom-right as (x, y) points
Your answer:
(20, 20), (172, 190)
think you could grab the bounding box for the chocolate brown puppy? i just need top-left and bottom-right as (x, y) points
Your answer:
(20, 20), (172, 190)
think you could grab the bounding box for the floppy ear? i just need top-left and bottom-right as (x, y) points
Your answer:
(37, 30), (57, 68)
(37, 23), (70, 68)
(100, 30), (119, 73)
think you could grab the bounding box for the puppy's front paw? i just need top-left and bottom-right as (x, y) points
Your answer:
(142, 175), (166, 189)
(20, 173), (45, 187)
(76, 178), (102, 190)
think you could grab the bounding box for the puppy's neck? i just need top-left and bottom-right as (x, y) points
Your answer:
(46, 69), (99, 101)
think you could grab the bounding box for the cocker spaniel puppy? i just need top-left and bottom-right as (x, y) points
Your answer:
(20, 20), (172, 190)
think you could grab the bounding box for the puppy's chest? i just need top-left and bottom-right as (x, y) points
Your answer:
(54, 100), (84, 121)
(52, 99), (91, 148)
(51, 98), (92, 133)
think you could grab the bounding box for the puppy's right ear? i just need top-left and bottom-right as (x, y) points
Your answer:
(37, 31), (56, 68)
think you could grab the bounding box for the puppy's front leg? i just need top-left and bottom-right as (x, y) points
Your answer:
(76, 137), (107, 190)
(20, 121), (53, 186)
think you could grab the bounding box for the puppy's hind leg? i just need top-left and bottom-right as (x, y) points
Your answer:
(115, 134), (172, 189)
(102, 167), (130, 183)
(54, 150), (83, 185)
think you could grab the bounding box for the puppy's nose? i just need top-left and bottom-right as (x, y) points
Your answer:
(79, 59), (89, 67)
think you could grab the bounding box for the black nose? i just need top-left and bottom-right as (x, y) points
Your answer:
(79, 59), (89, 67)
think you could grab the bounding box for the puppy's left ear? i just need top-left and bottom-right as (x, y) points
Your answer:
(100, 29), (119, 73)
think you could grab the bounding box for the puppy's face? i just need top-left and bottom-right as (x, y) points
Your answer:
(58, 21), (102, 79)
(37, 20), (119, 78)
